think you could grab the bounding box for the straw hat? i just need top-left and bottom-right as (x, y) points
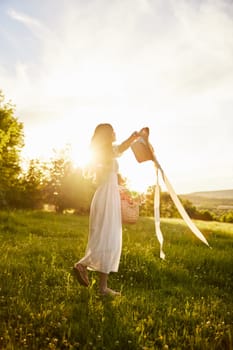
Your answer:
(131, 127), (155, 163)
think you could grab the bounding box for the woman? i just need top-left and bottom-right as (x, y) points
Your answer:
(73, 123), (139, 296)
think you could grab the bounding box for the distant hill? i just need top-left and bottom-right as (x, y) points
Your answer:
(179, 189), (233, 210)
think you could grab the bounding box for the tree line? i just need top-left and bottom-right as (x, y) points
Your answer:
(0, 91), (232, 222)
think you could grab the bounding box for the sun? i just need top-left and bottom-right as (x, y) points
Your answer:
(70, 143), (92, 170)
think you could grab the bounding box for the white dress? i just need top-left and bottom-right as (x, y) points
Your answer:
(78, 149), (122, 274)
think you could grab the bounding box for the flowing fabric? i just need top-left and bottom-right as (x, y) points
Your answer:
(154, 168), (165, 260)
(160, 169), (210, 247)
(78, 153), (122, 274)
(153, 158), (210, 259)
(130, 132), (210, 259)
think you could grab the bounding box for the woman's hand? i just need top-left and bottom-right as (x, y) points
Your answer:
(118, 131), (140, 153)
(130, 131), (140, 141)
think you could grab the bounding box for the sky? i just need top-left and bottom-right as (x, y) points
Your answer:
(1, 0), (233, 194)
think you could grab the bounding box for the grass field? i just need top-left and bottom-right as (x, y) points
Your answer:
(0, 211), (232, 350)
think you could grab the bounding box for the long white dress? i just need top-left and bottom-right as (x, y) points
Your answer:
(78, 150), (122, 274)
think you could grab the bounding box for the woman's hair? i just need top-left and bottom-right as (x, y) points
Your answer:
(90, 123), (114, 167)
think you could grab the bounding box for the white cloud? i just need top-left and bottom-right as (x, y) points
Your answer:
(8, 8), (41, 27)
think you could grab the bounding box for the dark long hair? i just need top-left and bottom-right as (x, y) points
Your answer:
(90, 123), (114, 167)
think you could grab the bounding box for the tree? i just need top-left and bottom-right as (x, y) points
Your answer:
(60, 168), (95, 214)
(140, 186), (180, 218)
(0, 91), (24, 208)
(140, 185), (155, 216)
(160, 192), (179, 218)
(45, 147), (94, 213)
(220, 211), (233, 223)
(19, 159), (49, 209)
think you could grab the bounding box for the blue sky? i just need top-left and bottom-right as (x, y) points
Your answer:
(1, 0), (233, 193)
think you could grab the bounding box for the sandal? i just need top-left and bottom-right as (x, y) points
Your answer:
(73, 264), (89, 287)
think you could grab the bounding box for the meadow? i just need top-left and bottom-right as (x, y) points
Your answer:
(0, 211), (232, 350)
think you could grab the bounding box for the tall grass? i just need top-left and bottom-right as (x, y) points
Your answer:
(0, 211), (232, 349)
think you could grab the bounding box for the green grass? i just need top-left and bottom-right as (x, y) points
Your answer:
(0, 211), (232, 350)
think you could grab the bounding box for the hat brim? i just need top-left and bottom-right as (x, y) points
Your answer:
(131, 138), (154, 163)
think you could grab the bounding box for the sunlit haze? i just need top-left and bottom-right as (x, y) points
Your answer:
(1, 0), (233, 194)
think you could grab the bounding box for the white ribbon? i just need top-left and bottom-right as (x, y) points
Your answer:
(130, 133), (210, 259)
(154, 167), (166, 259)
(153, 156), (210, 259)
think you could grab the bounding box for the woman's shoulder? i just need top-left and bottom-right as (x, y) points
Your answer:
(112, 144), (122, 157)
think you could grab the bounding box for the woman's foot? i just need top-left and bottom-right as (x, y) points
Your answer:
(99, 287), (121, 296)
(73, 264), (89, 287)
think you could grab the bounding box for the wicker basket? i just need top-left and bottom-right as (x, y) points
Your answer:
(121, 198), (139, 224)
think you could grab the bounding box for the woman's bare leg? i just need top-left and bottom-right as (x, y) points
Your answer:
(99, 272), (108, 293)
(99, 272), (121, 296)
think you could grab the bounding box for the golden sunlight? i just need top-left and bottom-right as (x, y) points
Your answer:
(118, 152), (157, 193)
(70, 144), (92, 169)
